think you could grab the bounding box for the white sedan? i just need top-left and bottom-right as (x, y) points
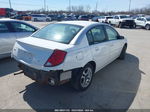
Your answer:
(12, 21), (127, 91)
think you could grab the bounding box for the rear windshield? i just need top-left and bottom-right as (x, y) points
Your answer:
(32, 24), (83, 44)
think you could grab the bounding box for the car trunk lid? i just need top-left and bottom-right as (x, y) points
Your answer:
(13, 37), (73, 68)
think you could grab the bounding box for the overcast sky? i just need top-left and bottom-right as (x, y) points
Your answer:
(0, 0), (150, 11)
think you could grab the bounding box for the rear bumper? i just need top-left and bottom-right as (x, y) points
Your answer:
(18, 63), (71, 86)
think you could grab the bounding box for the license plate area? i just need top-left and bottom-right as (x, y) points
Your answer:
(18, 49), (33, 63)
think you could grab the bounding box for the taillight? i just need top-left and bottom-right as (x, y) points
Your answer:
(44, 49), (67, 67)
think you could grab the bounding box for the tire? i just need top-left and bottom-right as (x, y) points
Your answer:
(34, 18), (37, 22)
(118, 44), (127, 60)
(46, 18), (50, 22)
(109, 21), (111, 25)
(118, 22), (123, 28)
(145, 24), (150, 30)
(71, 63), (94, 91)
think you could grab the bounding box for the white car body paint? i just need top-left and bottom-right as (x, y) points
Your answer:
(12, 21), (127, 75)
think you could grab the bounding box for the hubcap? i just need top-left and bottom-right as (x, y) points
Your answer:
(80, 67), (92, 88)
(146, 25), (150, 30)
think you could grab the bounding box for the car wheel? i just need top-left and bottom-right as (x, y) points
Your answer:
(118, 22), (123, 28)
(118, 44), (127, 60)
(129, 23), (136, 29)
(145, 24), (150, 30)
(34, 18), (37, 21)
(109, 21), (111, 25)
(46, 18), (50, 22)
(71, 63), (94, 91)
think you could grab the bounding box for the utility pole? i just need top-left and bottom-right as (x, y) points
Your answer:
(9, 0), (12, 9)
(69, 0), (71, 12)
(95, 0), (99, 12)
(44, 0), (46, 11)
(129, 0), (131, 12)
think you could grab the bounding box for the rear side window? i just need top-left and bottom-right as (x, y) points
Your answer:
(0, 22), (9, 33)
(11, 22), (35, 32)
(87, 26), (106, 45)
(32, 24), (83, 44)
(105, 26), (118, 40)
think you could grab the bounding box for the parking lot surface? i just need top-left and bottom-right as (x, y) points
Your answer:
(0, 21), (150, 110)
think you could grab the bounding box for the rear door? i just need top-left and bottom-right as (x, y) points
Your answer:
(0, 22), (17, 54)
(86, 25), (110, 71)
(10, 21), (36, 39)
(104, 25), (124, 62)
(136, 18), (145, 27)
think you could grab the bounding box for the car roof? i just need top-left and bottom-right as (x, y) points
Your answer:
(0, 18), (19, 22)
(58, 21), (99, 27)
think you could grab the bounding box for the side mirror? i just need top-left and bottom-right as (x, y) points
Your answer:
(117, 36), (125, 39)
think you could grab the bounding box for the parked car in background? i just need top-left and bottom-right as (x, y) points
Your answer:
(22, 15), (32, 21)
(57, 15), (65, 21)
(0, 8), (13, 17)
(98, 16), (113, 23)
(134, 17), (150, 30)
(108, 15), (136, 28)
(92, 16), (101, 22)
(87, 14), (96, 20)
(0, 18), (38, 59)
(47, 15), (58, 21)
(11, 14), (28, 20)
(31, 14), (51, 22)
(78, 15), (89, 21)
(12, 21), (127, 91)
(64, 15), (76, 21)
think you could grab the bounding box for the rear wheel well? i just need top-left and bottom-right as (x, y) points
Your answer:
(124, 43), (127, 47)
(87, 61), (96, 73)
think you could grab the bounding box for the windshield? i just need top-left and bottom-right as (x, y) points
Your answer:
(32, 24), (83, 44)
(120, 16), (129, 19)
(146, 18), (150, 21)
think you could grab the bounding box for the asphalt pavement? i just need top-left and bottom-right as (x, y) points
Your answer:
(0, 21), (150, 111)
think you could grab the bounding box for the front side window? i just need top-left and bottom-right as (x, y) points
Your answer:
(87, 26), (106, 45)
(32, 24), (83, 44)
(105, 26), (118, 40)
(11, 22), (35, 32)
(0, 22), (9, 33)
(115, 16), (119, 19)
(137, 18), (142, 21)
